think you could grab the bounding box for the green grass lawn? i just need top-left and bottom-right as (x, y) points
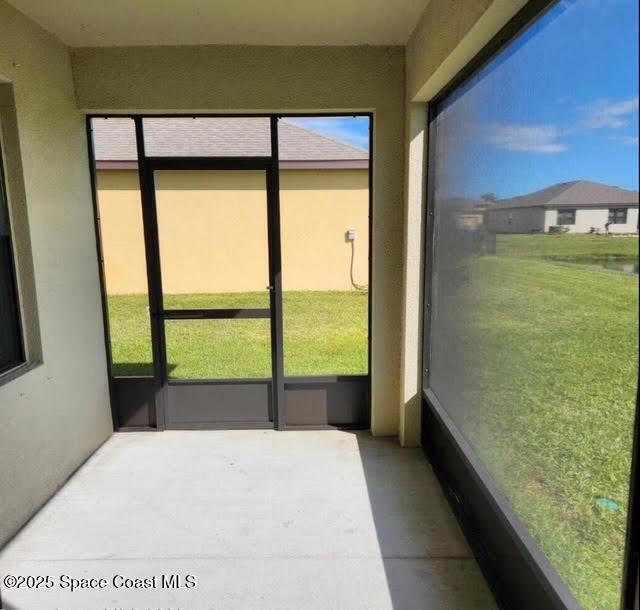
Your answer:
(441, 234), (639, 610)
(497, 232), (639, 260)
(107, 290), (368, 378)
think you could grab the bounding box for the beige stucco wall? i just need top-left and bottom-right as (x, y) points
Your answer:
(97, 168), (369, 295)
(280, 169), (369, 292)
(406, 0), (528, 103)
(398, 104), (426, 447)
(72, 45), (404, 436)
(399, 0), (529, 446)
(97, 170), (147, 295)
(0, 0), (112, 548)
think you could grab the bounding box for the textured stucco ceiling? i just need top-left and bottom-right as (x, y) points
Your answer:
(7, 0), (430, 47)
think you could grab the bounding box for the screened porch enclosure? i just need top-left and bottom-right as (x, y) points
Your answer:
(0, 0), (638, 609)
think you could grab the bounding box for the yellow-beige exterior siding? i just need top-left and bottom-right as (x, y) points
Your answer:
(97, 168), (369, 295)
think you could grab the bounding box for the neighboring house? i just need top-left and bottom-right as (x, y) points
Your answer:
(93, 118), (370, 294)
(485, 180), (639, 234)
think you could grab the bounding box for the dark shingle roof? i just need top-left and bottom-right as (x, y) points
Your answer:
(92, 117), (368, 161)
(495, 180), (639, 209)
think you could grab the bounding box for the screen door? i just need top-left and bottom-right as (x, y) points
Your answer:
(152, 166), (277, 428)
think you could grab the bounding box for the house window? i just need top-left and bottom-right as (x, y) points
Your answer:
(556, 209), (576, 225)
(0, 142), (24, 375)
(608, 208), (627, 224)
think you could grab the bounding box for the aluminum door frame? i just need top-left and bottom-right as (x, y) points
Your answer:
(138, 119), (285, 430)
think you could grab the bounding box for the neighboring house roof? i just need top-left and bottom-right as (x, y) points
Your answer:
(492, 180), (639, 210)
(91, 117), (368, 169)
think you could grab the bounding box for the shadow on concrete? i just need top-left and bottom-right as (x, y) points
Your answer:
(351, 431), (497, 609)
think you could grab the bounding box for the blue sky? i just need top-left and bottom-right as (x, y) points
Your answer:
(441, 0), (639, 199)
(289, 0), (638, 200)
(286, 117), (370, 151)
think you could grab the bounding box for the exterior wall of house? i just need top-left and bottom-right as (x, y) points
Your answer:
(97, 168), (369, 295)
(71, 44), (404, 436)
(481, 206), (639, 234)
(545, 207), (639, 234)
(0, 0), (112, 548)
(280, 169), (369, 292)
(543, 209), (556, 232)
(486, 206), (545, 234)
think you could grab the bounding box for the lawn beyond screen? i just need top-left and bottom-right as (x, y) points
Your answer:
(426, 1), (639, 608)
(278, 118), (370, 377)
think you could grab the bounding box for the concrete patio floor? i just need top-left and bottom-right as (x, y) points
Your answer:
(0, 430), (497, 609)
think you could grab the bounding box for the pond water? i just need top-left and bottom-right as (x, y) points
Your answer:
(551, 257), (639, 275)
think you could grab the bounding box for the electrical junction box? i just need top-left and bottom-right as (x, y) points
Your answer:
(346, 229), (357, 241)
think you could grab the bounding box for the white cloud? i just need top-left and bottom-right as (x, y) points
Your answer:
(483, 96), (637, 155)
(610, 135), (639, 146)
(488, 124), (568, 154)
(581, 97), (639, 129)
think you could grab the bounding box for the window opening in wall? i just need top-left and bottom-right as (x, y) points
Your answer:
(0, 136), (24, 376)
(423, 0), (638, 608)
(556, 208), (576, 225)
(609, 208), (628, 224)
